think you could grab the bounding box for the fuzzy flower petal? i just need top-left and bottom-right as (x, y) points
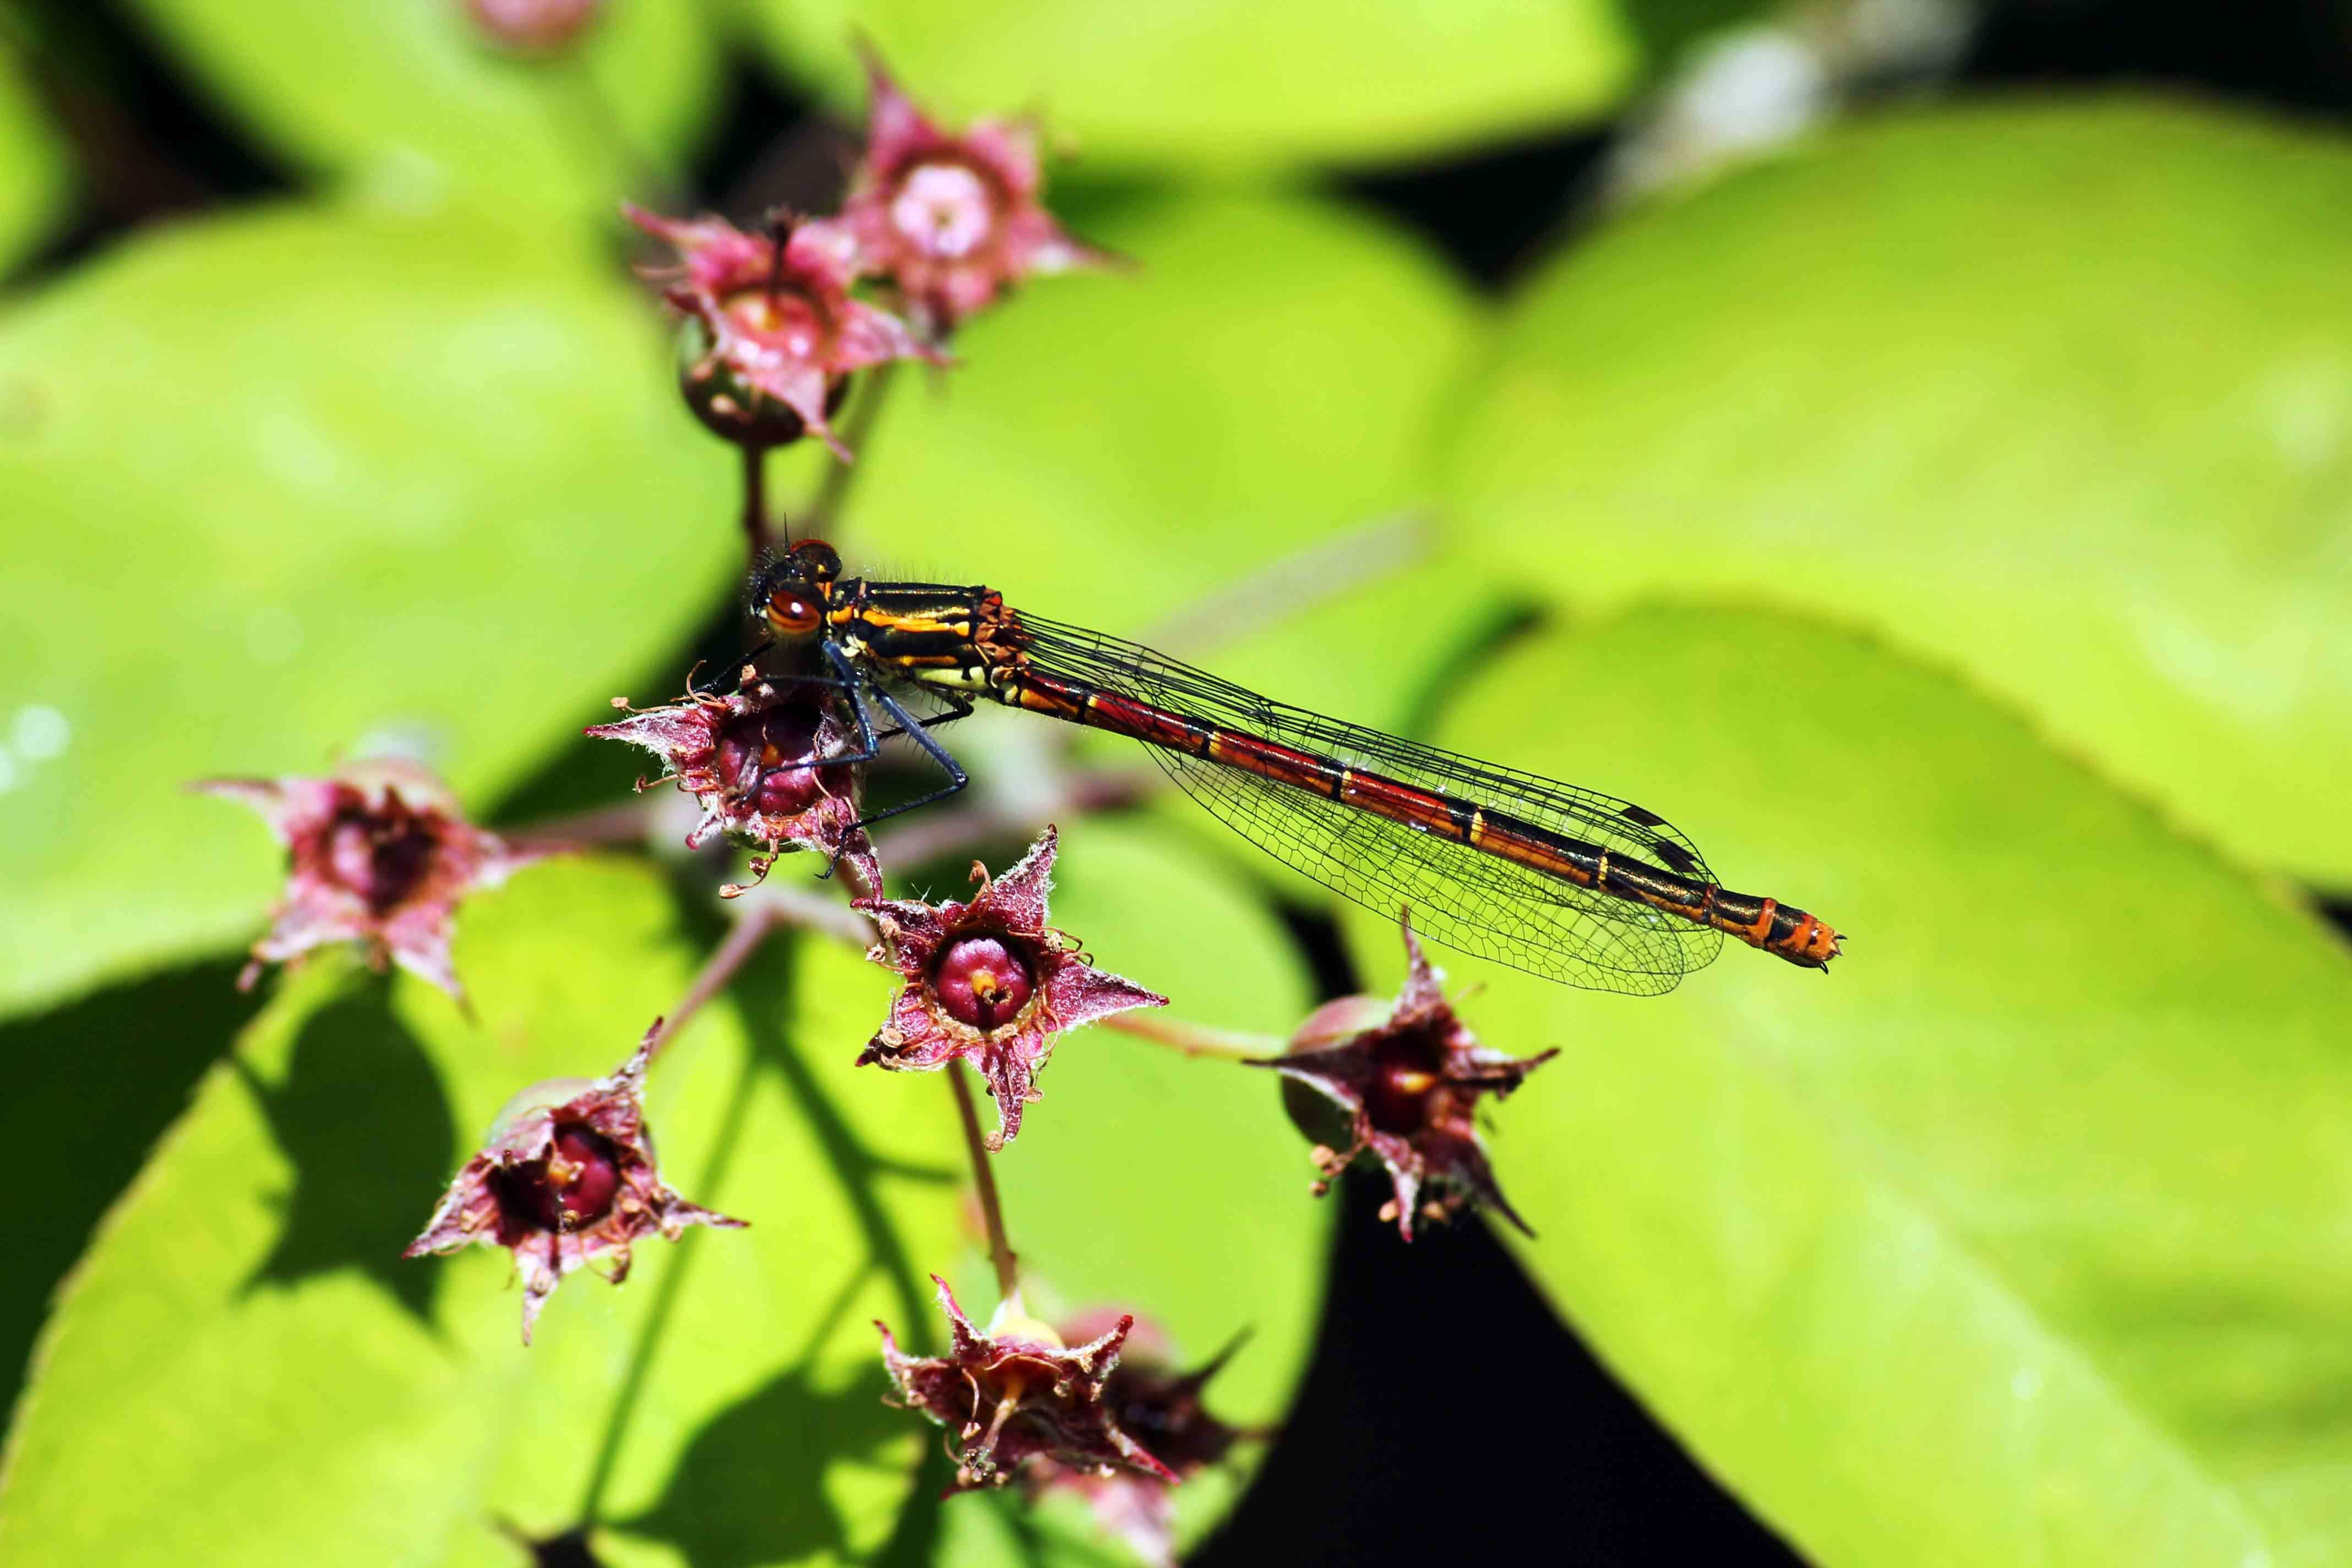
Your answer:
(194, 759), (552, 1004)
(878, 1277), (1177, 1493)
(854, 826), (1164, 1148)
(404, 1021), (745, 1342)
(587, 673), (880, 896)
(1025, 1313), (1251, 1567)
(1249, 912), (1558, 1240)
(839, 52), (1112, 337)
(625, 203), (940, 456)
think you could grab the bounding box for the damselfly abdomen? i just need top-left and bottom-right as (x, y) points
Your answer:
(745, 540), (1843, 997)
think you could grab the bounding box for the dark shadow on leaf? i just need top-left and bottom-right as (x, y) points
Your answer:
(232, 982), (454, 1326)
(612, 1362), (906, 1568)
(1, 956), (259, 1420)
(711, 917), (952, 1349)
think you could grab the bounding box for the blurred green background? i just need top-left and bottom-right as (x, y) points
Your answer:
(2, 1), (2349, 1565)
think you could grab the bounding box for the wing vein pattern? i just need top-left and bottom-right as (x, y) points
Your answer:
(1011, 614), (1724, 995)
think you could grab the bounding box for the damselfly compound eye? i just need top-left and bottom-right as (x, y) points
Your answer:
(766, 592), (823, 636)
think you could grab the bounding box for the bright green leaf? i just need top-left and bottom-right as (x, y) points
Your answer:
(0, 200), (733, 1020)
(738, 0), (1635, 171)
(0, 40), (70, 277)
(123, 0), (718, 216)
(0, 856), (967, 1565)
(1445, 99), (2352, 884)
(1344, 607), (2352, 1564)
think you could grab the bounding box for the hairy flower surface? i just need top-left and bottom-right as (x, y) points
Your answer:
(587, 674), (879, 895)
(839, 54), (1107, 337)
(625, 204), (936, 456)
(854, 827), (1163, 1148)
(404, 1022), (744, 1342)
(1250, 914), (1559, 1240)
(195, 759), (550, 1004)
(878, 1277), (1177, 1493)
(1026, 1313), (1249, 1567)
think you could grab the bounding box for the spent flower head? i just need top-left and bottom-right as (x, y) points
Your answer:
(624, 203), (938, 457)
(404, 1021), (745, 1342)
(587, 674), (879, 896)
(854, 826), (1163, 1148)
(878, 1277), (1178, 1494)
(1250, 913), (1559, 1240)
(194, 759), (552, 1005)
(1026, 1313), (1250, 1567)
(840, 51), (1109, 339)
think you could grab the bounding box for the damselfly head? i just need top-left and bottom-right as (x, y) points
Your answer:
(751, 538), (843, 639)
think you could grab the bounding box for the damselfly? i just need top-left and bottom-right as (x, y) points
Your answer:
(737, 539), (1843, 997)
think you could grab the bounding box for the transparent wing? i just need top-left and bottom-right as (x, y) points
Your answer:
(1011, 613), (1724, 995)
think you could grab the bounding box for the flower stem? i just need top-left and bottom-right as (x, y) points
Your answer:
(949, 1061), (1019, 1300)
(798, 360), (899, 542)
(741, 442), (772, 569)
(1102, 1010), (1287, 1061)
(647, 904), (781, 1065)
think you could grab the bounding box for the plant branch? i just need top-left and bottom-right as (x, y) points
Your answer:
(1138, 509), (1431, 658)
(870, 766), (1158, 869)
(1102, 1010), (1288, 1061)
(741, 442), (772, 569)
(949, 1061), (1019, 1300)
(646, 903), (783, 1064)
(796, 361), (899, 543)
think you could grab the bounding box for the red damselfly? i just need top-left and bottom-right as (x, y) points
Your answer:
(736, 540), (1843, 997)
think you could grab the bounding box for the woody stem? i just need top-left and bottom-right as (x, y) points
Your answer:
(949, 1061), (1019, 1300)
(1101, 1010), (1287, 1061)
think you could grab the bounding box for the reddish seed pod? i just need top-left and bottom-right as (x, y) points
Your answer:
(931, 933), (1039, 1031)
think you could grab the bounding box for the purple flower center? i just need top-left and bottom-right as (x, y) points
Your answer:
(891, 162), (997, 259)
(322, 803), (437, 914)
(496, 1123), (623, 1233)
(1362, 1027), (1449, 1137)
(932, 933), (1037, 1031)
(716, 701), (842, 815)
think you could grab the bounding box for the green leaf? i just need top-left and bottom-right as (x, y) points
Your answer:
(738, 0), (1635, 171)
(1344, 607), (2352, 1564)
(0, 856), (968, 1565)
(0, 200), (733, 1021)
(122, 0), (718, 216)
(1445, 99), (2352, 884)
(0, 40), (70, 277)
(818, 192), (1494, 739)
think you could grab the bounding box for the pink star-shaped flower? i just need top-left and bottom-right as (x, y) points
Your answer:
(839, 52), (1111, 338)
(404, 1021), (745, 1343)
(878, 1277), (1178, 1493)
(1249, 913), (1559, 1240)
(625, 203), (939, 457)
(854, 826), (1164, 1148)
(194, 759), (553, 1005)
(587, 673), (880, 896)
